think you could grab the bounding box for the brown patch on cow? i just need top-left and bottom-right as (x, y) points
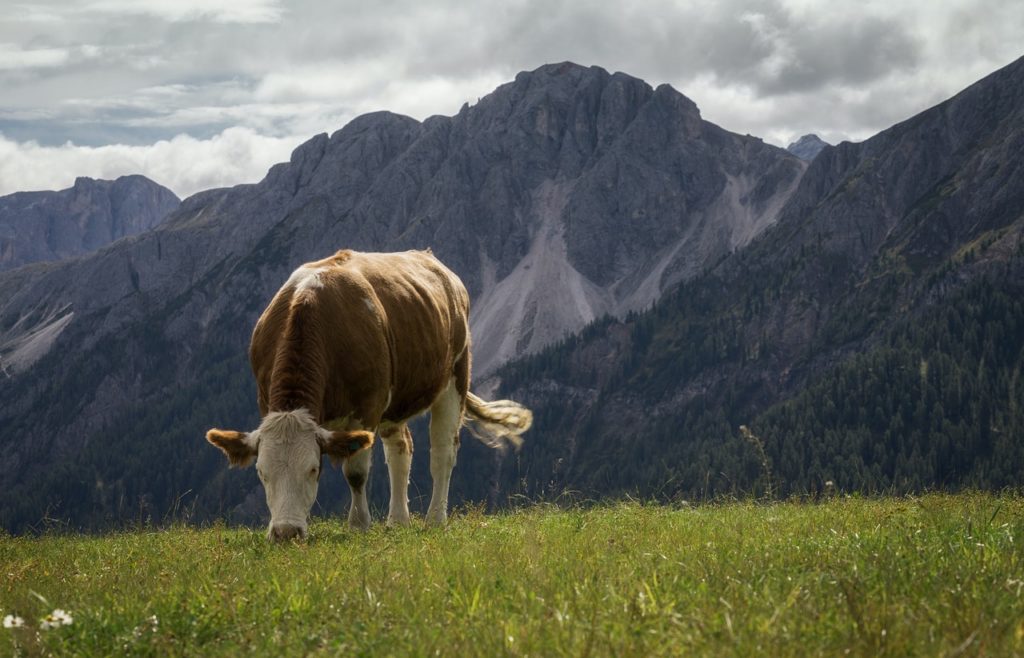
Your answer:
(206, 429), (256, 467)
(249, 249), (470, 427)
(267, 297), (328, 413)
(320, 429), (374, 466)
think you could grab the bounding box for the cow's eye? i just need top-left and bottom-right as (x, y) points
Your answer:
(309, 467), (319, 477)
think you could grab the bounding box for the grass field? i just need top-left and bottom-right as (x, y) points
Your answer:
(1, 493), (1022, 656)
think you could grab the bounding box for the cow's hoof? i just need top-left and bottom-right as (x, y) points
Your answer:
(386, 514), (411, 528)
(425, 509), (447, 527)
(348, 510), (371, 531)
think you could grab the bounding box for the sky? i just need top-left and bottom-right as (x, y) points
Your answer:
(1, 0), (1021, 198)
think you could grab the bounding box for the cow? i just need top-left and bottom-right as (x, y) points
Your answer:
(206, 249), (532, 541)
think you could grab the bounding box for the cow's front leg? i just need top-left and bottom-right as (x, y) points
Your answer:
(381, 424), (412, 527)
(343, 446), (373, 530)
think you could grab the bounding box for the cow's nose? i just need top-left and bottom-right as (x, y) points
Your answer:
(270, 523), (303, 542)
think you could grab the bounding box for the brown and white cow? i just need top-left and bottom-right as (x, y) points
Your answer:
(206, 249), (532, 541)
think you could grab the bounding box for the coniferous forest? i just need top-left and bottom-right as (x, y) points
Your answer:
(484, 245), (1024, 504)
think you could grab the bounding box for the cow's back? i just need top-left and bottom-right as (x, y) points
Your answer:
(250, 250), (469, 427)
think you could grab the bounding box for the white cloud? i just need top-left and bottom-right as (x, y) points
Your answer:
(0, 44), (69, 70)
(0, 127), (301, 198)
(83, 0), (284, 23)
(254, 62), (397, 103)
(368, 73), (510, 119)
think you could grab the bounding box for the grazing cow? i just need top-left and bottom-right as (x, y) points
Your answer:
(206, 249), (532, 541)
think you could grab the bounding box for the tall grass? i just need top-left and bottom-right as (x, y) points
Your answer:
(1, 493), (1022, 656)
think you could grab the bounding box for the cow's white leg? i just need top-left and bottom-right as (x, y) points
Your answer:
(426, 378), (462, 526)
(343, 446), (373, 530)
(381, 424), (413, 527)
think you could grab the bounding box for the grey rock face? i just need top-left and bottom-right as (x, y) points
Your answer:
(786, 134), (829, 160)
(777, 55), (1024, 270)
(0, 62), (805, 530)
(0, 176), (180, 272)
(489, 55), (1024, 502)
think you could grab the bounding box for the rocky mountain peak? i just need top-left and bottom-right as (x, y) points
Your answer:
(483, 62), (703, 133)
(786, 134), (829, 160)
(0, 175), (180, 272)
(515, 60), (602, 82)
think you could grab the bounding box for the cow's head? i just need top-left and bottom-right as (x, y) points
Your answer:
(206, 409), (373, 541)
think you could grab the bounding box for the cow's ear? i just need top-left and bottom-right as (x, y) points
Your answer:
(206, 429), (258, 467)
(319, 430), (374, 466)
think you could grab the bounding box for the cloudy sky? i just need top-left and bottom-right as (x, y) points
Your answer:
(1, 0), (1021, 198)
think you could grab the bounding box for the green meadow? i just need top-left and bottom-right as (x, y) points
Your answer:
(2, 494), (1022, 656)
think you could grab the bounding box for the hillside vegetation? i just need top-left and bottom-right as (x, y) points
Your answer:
(492, 251), (1024, 502)
(2, 494), (1022, 656)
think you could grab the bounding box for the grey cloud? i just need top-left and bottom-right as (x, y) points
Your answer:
(370, 0), (921, 99)
(748, 14), (921, 95)
(0, 0), (1021, 194)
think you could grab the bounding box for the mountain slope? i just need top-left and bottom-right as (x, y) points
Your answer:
(483, 55), (1024, 502)
(0, 175), (179, 272)
(0, 63), (804, 531)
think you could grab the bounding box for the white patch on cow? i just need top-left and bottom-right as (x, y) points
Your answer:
(285, 266), (324, 294)
(252, 408), (324, 540)
(381, 425), (412, 527)
(363, 296), (377, 315)
(426, 377), (462, 526)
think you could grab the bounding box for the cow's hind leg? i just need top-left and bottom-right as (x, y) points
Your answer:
(381, 424), (413, 526)
(343, 446), (373, 530)
(426, 377), (464, 526)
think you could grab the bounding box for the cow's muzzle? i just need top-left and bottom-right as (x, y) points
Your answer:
(269, 522), (306, 542)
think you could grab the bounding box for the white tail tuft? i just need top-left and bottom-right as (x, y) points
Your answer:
(463, 392), (533, 450)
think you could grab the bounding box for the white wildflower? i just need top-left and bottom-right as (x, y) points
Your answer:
(53, 609), (73, 625)
(3, 614), (25, 628)
(39, 609), (73, 630)
(133, 614), (158, 639)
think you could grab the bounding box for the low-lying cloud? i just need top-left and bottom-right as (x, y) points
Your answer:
(0, 0), (1021, 197)
(0, 128), (302, 198)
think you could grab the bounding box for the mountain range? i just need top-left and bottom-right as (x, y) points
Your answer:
(1, 57), (1021, 531)
(479, 55), (1024, 503)
(0, 175), (179, 273)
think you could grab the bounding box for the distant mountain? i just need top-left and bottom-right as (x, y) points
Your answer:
(0, 62), (804, 531)
(0, 175), (179, 272)
(7, 54), (1021, 532)
(786, 134), (829, 160)
(481, 55), (1024, 503)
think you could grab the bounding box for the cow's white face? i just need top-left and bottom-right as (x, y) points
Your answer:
(206, 409), (374, 542)
(255, 427), (321, 541)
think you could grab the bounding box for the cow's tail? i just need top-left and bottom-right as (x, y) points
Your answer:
(463, 392), (533, 450)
